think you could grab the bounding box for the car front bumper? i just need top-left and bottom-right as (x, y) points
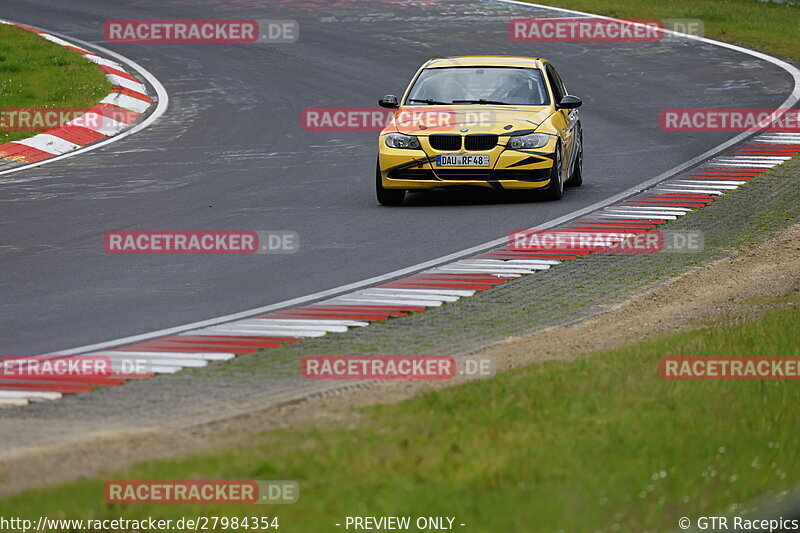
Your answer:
(378, 134), (557, 190)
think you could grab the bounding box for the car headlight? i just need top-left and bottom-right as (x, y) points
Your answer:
(507, 133), (551, 150)
(385, 133), (421, 150)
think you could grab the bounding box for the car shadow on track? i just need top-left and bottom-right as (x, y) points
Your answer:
(399, 188), (554, 207)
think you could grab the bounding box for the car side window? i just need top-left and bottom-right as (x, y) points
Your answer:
(545, 64), (567, 104)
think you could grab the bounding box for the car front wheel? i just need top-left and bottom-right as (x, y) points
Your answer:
(566, 130), (583, 187)
(376, 160), (405, 206)
(541, 145), (563, 201)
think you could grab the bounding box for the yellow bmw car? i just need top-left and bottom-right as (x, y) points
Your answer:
(376, 56), (583, 205)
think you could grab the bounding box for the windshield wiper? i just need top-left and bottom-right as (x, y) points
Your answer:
(451, 99), (511, 105)
(407, 98), (451, 105)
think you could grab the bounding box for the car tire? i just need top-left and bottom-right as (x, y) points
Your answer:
(566, 130), (583, 187)
(376, 160), (405, 206)
(541, 145), (563, 201)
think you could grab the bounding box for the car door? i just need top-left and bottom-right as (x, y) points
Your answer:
(545, 63), (577, 175)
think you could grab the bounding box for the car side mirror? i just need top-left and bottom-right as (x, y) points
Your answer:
(378, 95), (399, 108)
(557, 95), (582, 109)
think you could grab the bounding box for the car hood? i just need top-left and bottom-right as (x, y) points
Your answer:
(386, 105), (552, 135)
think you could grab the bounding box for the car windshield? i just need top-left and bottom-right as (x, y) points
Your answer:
(405, 66), (549, 106)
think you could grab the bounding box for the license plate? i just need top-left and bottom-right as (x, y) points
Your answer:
(436, 154), (491, 167)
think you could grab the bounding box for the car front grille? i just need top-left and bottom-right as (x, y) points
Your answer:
(428, 134), (499, 152)
(388, 169), (551, 182)
(389, 168), (433, 180)
(464, 134), (498, 151)
(428, 135), (462, 151)
(493, 169), (550, 181)
(434, 169), (492, 180)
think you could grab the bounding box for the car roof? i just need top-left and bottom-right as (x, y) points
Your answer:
(424, 56), (544, 68)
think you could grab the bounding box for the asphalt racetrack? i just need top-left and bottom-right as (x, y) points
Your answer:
(0, 0), (794, 355)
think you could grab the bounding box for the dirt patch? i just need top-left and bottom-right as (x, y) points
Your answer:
(1, 224), (799, 499)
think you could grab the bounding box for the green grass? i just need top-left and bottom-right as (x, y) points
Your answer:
(0, 23), (109, 143)
(2, 302), (798, 532)
(520, 0), (800, 62)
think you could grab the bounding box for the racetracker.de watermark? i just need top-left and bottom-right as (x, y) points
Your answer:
(105, 481), (299, 504)
(267, 0), (436, 7)
(301, 107), (497, 132)
(662, 357), (800, 380)
(103, 231), (298, 254)
(104, 19), (298, 43)
(509, 17), (703, 42)
(1, 108), (98, 131)
(508, 230), (704, 253)
(661, 108), (800, 132)
(0, 356), (163, 378)
(300, 355), (495, 379)
(0, 356), (112, 378)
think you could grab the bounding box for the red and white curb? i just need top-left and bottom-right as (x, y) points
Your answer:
(0, 20), (166, 173)
(1, 2), (799, 407)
